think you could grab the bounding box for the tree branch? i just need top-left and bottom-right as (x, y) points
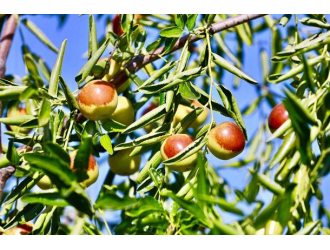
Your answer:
(0, 14), (17, 203)
(110, 14), (267, 89)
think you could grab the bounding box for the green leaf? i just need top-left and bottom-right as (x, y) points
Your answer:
(197, 195), (244, 216)
(59, 76), (79, 111)
(269, 55), (326, 83)
(187, 14), (198, 31)
(197, 153), (209, 196)
(95, 193), (138, 210)
(22, 19), (58, 53)
(3, 203), (44, 230)
(216, 84), (248, 140)
(88, 15), (98, 59)
(48, 39), (67, 97)
(24, 153), (75, 185)
(23, 53), (43, 88)
(101, 119), (126, 133)
(44, 142), (70, 168)
(160, 26), (183, 38)
(22, 192), (69, 207)
(126, 196), (164, 217)
(146, 38), (164, 52)
(212, 53), (257, 84)
(174, 15), (185, 29)
(137, 61), (177, 89)
(134, 29), (147, 52)
(294, 220), (321, 235)
(2, 173), (43, 206)
(76, 38), (111, 84)
(0, 115), (35, 125)
(189, 84), (229, 116)
(122, 104), (167, 134)
(100, 134), (113, 155)
(32, 206), (57, 235)
(161, 189), (209, 226)
(74, 138), (92, 182)
(6, 139), (19, 166)
(115, 131), (168, 151)
(38, 99), (52, 127)
(163, 137), (206, 165)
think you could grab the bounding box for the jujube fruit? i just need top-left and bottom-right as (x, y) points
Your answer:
(112, 14), (124, 36)
(173, 100), (208, 129)
(160, 134), (198, 172)
(141, 102), (159, 133)
(69, 150), (99, 188)
(6, 106), (32, 134)
(268, 103), (289, 133)
(110, 96), (135, 126)
(108, 149), (141, 176)
(0, 222), (34, 235)
(77, 80), (118, 121)
(207, 122), (245, 160)
(37, 150), (99, 189)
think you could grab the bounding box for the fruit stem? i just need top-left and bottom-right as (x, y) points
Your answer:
(206, 30), (215, 135)
(98, 208), (112, 235)
(64, 118), (74, 150)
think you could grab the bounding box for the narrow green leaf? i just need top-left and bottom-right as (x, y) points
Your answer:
(213, 53), (257, 84)
(160, 26), (183, 38)
(48, 39), (67, 97)
(22, 19), (58, 53)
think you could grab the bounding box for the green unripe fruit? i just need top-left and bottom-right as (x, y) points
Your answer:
(110, 96), (135, 126)
(108, 149), (141, 176)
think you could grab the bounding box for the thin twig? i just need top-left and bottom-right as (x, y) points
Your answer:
(109, 14), (267, 89)
(0, 14), (17, 202)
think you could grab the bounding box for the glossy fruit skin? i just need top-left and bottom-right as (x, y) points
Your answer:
(77, 80), (118, 121)
(37, 151), (99, 189)
(160, 134), (198, 172)
(6, 107), (32, 134)
(0, 222), (33, 235)
(207, 122), (245, 160)
(112, 14), (124, 36)
(69, 150), (99, 188)
(142, 102), (159, 133)
(110, 96), (135, 126)
(268, 103), (289, 133)
(108, 149), (141, 176)
(173, 100), (208, 130)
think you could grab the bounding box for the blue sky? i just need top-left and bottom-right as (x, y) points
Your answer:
(2, 14), (330, 228)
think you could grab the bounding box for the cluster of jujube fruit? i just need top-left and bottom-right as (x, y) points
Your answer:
(4, 14), (290, 191)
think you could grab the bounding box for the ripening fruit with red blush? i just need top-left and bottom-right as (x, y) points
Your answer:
(268, 103), (289, 133)
(112, 14), (124, 36)
(69, 150), (99, 188)
(0, 222), (34, 235)
(207, 122), (245, 160)
(77, 80), (118, 121)
(37, 150), (99, 189)
(160, 134), (198, 172)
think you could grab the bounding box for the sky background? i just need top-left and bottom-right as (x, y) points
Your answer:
(2, 14), (330, 230)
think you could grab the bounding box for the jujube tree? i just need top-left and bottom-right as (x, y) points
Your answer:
(0, 14), (330, 235)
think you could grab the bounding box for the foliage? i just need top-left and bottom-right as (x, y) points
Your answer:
(0, 14), (330, 235)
